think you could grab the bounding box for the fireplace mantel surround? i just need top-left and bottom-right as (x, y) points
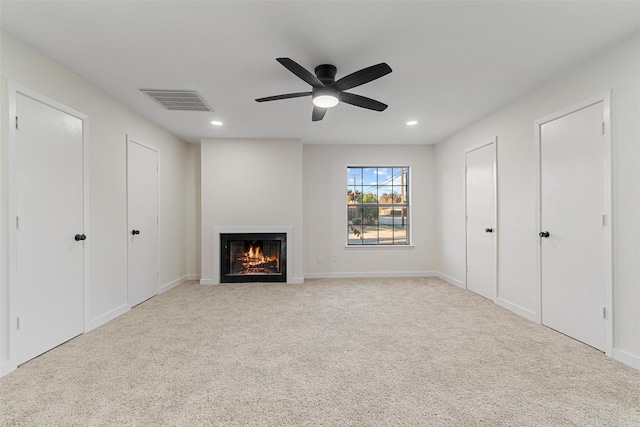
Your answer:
(204, 226), (297, 285)
(200, 139), (303, 285)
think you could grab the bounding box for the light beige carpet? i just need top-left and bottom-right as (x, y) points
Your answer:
(1, 277), (639, 426)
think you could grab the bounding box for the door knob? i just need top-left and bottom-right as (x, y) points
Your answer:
(485, 228), (493, 233)
(74, 234), (86, 241)
(539, 231), (550, 238)
(132, 229), (141, 235)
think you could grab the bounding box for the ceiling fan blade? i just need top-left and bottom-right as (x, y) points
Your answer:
(276, 58), (324, 88)
(255, 92), (312, 102)
(312, 106), (327, 121)
(340, 92), (388, 111)
(334, 63), (392, 91)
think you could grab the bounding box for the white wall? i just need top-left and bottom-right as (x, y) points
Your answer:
(434, 33), (640, 367)
(199, 138), (304, 283)
(0, 33), (191, 375)
(303, 144), (436, 278)
(186, 143), (201, 280)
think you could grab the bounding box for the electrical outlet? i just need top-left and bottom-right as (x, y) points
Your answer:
(332, 254), (338, 262)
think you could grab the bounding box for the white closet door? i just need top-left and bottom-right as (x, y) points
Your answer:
(127, 139), (159, 307)
(465, 142), (496, 301)
(540, 101), (606, 351)
(16, 93), (85, 364)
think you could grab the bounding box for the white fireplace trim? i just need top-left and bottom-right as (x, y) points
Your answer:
(208, 226), (294, 285)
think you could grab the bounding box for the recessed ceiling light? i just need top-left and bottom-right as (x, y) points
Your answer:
(211, 120), (223, 126)
(406, 120), (418, 126)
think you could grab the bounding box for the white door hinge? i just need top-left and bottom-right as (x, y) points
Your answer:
(16, 216), (19, 230)
(15, 116), (19, 130)
(602, 214), (607, 226)
(16, 317), (20, 330)
(601, 122), (606, 135)
(602, 307), (606, 319)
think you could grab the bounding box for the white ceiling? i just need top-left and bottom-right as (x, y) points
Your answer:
(2, 1), (639, 145)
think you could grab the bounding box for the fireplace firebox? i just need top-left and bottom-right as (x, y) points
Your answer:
(220, 233), (287, 283)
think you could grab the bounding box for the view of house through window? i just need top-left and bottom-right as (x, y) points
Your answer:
(347, 167), (409, 245)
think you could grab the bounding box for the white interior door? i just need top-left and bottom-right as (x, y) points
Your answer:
(540, 101), (607, 351)
(16, 92), (85, 365)
(127, 138), (159, 307)
(465, 142), (496, 300)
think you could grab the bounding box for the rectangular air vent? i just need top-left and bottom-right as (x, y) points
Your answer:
(140, 89), (213, 112)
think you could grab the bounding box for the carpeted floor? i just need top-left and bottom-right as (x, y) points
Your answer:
(1, 277), (639, 426)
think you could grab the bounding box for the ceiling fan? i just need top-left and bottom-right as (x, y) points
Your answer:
(255, 58), (392, 121)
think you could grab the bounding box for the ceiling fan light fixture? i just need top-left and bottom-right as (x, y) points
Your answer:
(312, 87), (340, 108)
(312, 93), (339, 109)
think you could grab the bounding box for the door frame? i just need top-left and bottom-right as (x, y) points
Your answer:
(7, 82), (90, 373)
(464, 139), (498, 300)
(126, 135), (161, 307)
(533, 91), (612, 356)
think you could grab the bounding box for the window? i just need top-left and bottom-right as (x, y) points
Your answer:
(347, 167), (409, 245)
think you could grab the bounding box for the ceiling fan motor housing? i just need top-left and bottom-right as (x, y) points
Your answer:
(314, 64), (337, 85)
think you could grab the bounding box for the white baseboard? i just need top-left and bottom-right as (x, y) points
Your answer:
(613, 348), (640, 370)
(495, 297), (537, 322)
(200, 279), (218, 285)
(161, 275), (187, 293)
(304, 271), (436, 279)
(187, 274), (201, 281)
(86, 303), (129, 333)
(435, 274), (539, 325)
(435, 272), (464, 288)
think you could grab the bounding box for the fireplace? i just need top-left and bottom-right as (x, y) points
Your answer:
(220, 233), (287, 283)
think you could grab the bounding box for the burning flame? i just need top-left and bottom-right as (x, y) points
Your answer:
(244, 243), (278, 268)
(247, 244), (263, 260)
